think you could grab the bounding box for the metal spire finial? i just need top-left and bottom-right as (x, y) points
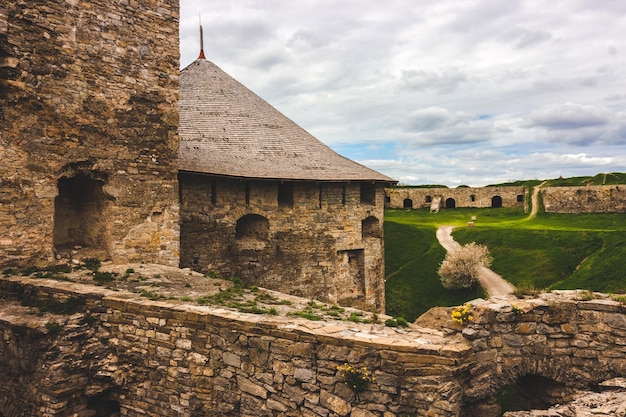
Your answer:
(198, 14), (206, 60)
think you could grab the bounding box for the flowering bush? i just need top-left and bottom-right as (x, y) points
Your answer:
(451, 303), (473, 324)
(336, 363), (375, 393)
(438, 242), (492, 289)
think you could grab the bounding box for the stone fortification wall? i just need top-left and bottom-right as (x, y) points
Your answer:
(0, 0), (180, 268)
(386, 186), (527, 210)
(180, 176), (387, 312)
(1, 277), (625, 417)
(542, 185), (626, 213)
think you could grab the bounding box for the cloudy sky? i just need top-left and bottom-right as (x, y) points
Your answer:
(179, 0), (626, 186)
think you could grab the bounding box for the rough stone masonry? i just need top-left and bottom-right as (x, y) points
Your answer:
(0, 0), (180, 268)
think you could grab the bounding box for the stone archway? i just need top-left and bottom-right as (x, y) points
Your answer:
(53, 161), (112, 259)
(491, 195), (503, 208)
(403, 198), (413, 209)
(362, 216), (381, 239)
(235, 214), (269, 240)
(445, 197), (456, 208)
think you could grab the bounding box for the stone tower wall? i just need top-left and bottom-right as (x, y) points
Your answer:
(542, 185), (626, 213)
(180, 175), (387, 312)
(0, 0), (180, 268)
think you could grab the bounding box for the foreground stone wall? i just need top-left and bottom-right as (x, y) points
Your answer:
(385, 187), (527, 210)
(0, 0), (180, 268)
(180, 176), (387, 312)
(542, 185), (626, 213)
(1, 277), (624, 417)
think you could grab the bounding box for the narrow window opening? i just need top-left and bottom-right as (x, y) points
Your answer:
(425, 195), (432, 203)
(211, 181), (217, 205)
(360, 183), (376, 205)
(318, 183), (323, 208)
(517, 194), (524, 203)
(278, 182), (293, 208)
(470, 194), (476, 202)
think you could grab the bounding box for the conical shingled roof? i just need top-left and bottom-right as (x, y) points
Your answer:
(178, 59), (396, 183)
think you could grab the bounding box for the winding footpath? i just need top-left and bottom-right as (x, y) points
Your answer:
(436, 226), (515, 297)
(434, 184), (550, 297)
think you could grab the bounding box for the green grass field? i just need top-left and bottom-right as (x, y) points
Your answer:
(384, 207), (626, 320)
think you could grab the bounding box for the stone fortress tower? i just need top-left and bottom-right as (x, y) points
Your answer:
(0, 1), (181, 267)
(178, 55), (395, 312)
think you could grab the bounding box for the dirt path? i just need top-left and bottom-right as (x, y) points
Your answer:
(436, 226), (515, 297)
(528, 181), (547, 218)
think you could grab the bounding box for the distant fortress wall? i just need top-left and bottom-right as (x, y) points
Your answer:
(385, 186), (527, 210)
(542, 185), (626, 213)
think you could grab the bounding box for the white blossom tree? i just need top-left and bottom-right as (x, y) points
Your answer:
(438, 242), (492, 289)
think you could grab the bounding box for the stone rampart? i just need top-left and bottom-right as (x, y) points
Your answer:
(385, 187), (527, 211)
(542, 185), (626, 213)
(1, 277), (624, 416)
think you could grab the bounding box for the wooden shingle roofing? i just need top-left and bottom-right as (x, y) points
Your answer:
(178, 59), (396, 183)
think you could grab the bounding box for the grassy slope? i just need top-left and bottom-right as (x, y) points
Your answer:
(384, 207), (626, 319)
(384, 213), (485, 321)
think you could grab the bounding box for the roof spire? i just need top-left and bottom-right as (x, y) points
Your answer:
(198, 14), (206, 60)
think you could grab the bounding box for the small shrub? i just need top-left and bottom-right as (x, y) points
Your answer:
(79, 313), (97, 326)
(385, 318), (398, 327)
(93, 271), (116, 285)
(514, 282), (541, 298)
(82, 258), (101, 271)
(611, 294), (626, 304)
(396, 316), (409, 327)
(140, 290), (165, 300)
(45, 322), (64, 336)
(385, 317), (408, 327)
(336, 363), (375, 394)
(287, 309), (323, 321)
(579, 289), (595, 301)
(438, 242), (492, 289)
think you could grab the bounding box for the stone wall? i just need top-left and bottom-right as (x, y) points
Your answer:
(385, 187), (527, 211)
(542, 185), (626, 213)
(180, 175), (387, 312)
(1, 277), (625, 417)
(0, 0), (180, 268)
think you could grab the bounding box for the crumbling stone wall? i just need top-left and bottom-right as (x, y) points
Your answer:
(0, 0), (180, 268)
(1, 278), (624, 417)
(180, 175), (387, 312)
(542, 185), (626, 213)
(386, 186), (527, 210)
(458, 293), (626, 415)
